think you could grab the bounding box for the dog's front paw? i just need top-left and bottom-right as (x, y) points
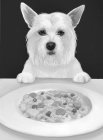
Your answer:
(73, 72), (91, 83)
(17, 72), (35, 83)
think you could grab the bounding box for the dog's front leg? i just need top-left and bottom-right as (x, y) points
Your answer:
(17, 59), (35, 83)
(73, 72), (91, 83)
(72, 59), (91, 83)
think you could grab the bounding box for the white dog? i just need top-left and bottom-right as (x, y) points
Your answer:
(17, 2), (91, 83)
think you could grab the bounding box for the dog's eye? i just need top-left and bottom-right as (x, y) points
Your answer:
(38, 29), (47, 36)
(57, 30), (65, 36)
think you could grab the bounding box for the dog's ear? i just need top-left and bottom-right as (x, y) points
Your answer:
(68, 5), (85, 28)
(20, 2), (38, 28)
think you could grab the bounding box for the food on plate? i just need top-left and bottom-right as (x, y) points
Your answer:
(18, 90), (92, 123)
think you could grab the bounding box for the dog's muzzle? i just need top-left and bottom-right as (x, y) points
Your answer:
(46, 41), (56, 55)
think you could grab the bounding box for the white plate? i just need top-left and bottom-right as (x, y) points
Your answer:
(0, 82), (103, 137)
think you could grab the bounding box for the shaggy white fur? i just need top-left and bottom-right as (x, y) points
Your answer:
(17, 3), (90, 83)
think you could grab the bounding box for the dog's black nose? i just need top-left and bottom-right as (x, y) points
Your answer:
(46, 42), (56, 51)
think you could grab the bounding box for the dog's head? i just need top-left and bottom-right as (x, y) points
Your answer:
(20, 3), (85, 66)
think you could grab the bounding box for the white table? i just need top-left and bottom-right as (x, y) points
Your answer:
(0, 79), (103, 140)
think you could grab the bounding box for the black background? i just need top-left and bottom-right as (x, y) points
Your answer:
(1, 0), (103, 78)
